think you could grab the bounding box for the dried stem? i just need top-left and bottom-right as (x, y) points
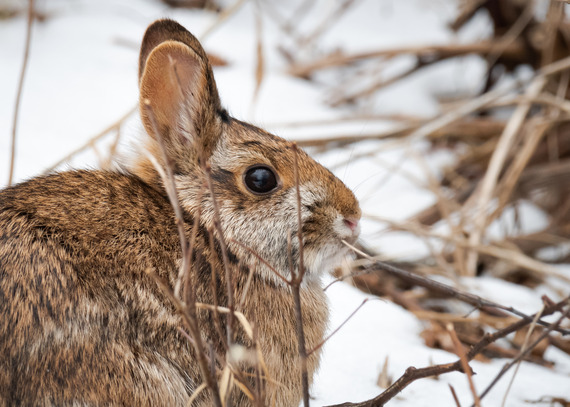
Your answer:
(308, 299), (370, 356)
(341, 240), (570, 335)
(288, 41), (525, 78)
(204, 164), (237, 345)
(142, 102), (222, 407)
(325, 298), (569, 407)
(290, 142), (310, 407)
(448, 324), (481, 407)
(449, 384), (462, 407)
(466, 75), (547, 276)
(231, 239), (289, 284)
(42, 105), (137, 174)
(8, 0), (35, 185)
(500, 304), (544, 407)
(476, 304), (570, 405)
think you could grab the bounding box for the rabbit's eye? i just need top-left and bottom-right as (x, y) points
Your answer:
(243, 166), (279, 195)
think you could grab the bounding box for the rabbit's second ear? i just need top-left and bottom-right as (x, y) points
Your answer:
(139, 21), (222, 160)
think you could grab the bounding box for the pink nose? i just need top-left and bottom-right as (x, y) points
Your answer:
(343, 217), (359, 233)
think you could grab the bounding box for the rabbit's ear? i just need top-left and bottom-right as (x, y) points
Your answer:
(139, 19), (222, 159)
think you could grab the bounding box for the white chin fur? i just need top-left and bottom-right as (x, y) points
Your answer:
(303, 243), (352, 280)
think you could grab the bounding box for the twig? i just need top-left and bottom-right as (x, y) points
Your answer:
(251, 1), (264, 109)
(449, 384), (462, 407)
(288, 41), (525, 78)
(365, 215), (570, 284)
(42, 105), (137, 174)
(476, 304), (570, 405)
(325, 298), (569, 407)
(8, 0), (35, 185)
(300, 0), (358, 47)
(448, 323), (481, 407)
(485, 0), (535, 70)
(466, 75), (547, 276)
(200, 0), (249, 41)
(231, 239), (289, 284)
(341, 240), (570, 335)
(143, 102), (222, 407)
(204, 163), (237, 346)
(500, 304), (544, 407)
(308, 298), (370, 356)
(290, 142), (310, 407)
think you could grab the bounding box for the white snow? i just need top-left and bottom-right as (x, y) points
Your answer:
(1, 0), (568, 406)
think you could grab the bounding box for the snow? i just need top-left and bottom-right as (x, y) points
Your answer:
(1, 0), (568, 406)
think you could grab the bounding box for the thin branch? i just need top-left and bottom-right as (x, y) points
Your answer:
(290, 142), (310, 407)
(500, 304), (544, 407)
(204, 163), (236, 345)
(325, 298), (569, 407)
(288, 41), (525, 78)
(476, 304), (570, 405)
(341, 240), (570, 335)
(42, 105), (137, 174)
(308, 299), (370, 356)
(8, 0), (35, 185)
(448, 324), (481, 407)
(449, 384), (462, 407)
(142, 102), (222, 407)
(231, 239), (289, 284)
(466, 75), (547, 276)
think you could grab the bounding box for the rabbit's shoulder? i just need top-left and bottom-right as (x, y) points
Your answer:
(0, 170), (183, 278)
(1, 170), (175, 230)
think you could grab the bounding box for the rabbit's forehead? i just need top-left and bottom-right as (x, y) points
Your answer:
(207, 119), (360, 218)
(212, 122), (326, 180)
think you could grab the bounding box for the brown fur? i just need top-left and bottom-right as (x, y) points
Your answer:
(0, 19), (360, 406)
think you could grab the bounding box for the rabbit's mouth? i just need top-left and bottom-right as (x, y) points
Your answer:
(333, 214), (361, 245)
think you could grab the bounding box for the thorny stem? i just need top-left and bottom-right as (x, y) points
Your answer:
(143, 102), (223, 407)
(8, 0), (34, 185)
(291, 143), (310, 407)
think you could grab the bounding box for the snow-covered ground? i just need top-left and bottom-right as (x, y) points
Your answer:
(1, 0), (568, 405)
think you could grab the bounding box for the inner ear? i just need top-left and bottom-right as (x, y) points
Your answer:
(138, 19), (210, 84)
(139, 41), (205, 141)
(138, 20), (223, 160)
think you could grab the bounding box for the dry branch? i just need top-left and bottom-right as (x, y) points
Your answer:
(42, 105), (137, 174)
(8, 0), (34, 185)
(288, 42), (525, 78)
(341, 241), (570, 335)
(291, 142), (310, 407)
(325, 298), (569, 407)
(143, 102), (223, 406)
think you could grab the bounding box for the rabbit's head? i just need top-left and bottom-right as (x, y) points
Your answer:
(136, 19), (360, 285)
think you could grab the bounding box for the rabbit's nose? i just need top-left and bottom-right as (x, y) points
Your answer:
(343, 217), (359, 233)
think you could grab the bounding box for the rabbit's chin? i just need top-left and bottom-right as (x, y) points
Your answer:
(303, 241), (355, 282)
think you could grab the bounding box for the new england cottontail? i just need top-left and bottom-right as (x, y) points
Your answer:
(0, 19), (360, 406)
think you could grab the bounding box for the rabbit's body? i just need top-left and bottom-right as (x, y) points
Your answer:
(0, 170), (327, 406)
(0, 19), (359, 406)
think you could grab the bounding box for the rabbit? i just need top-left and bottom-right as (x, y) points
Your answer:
(0, 18), (361, 406)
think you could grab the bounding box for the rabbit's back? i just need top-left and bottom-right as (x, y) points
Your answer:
(0, 171), (196, 406)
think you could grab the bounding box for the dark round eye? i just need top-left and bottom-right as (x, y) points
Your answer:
(243, 165), (279, 194)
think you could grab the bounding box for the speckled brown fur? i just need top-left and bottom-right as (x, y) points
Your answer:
(0, 19), (360, 406)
